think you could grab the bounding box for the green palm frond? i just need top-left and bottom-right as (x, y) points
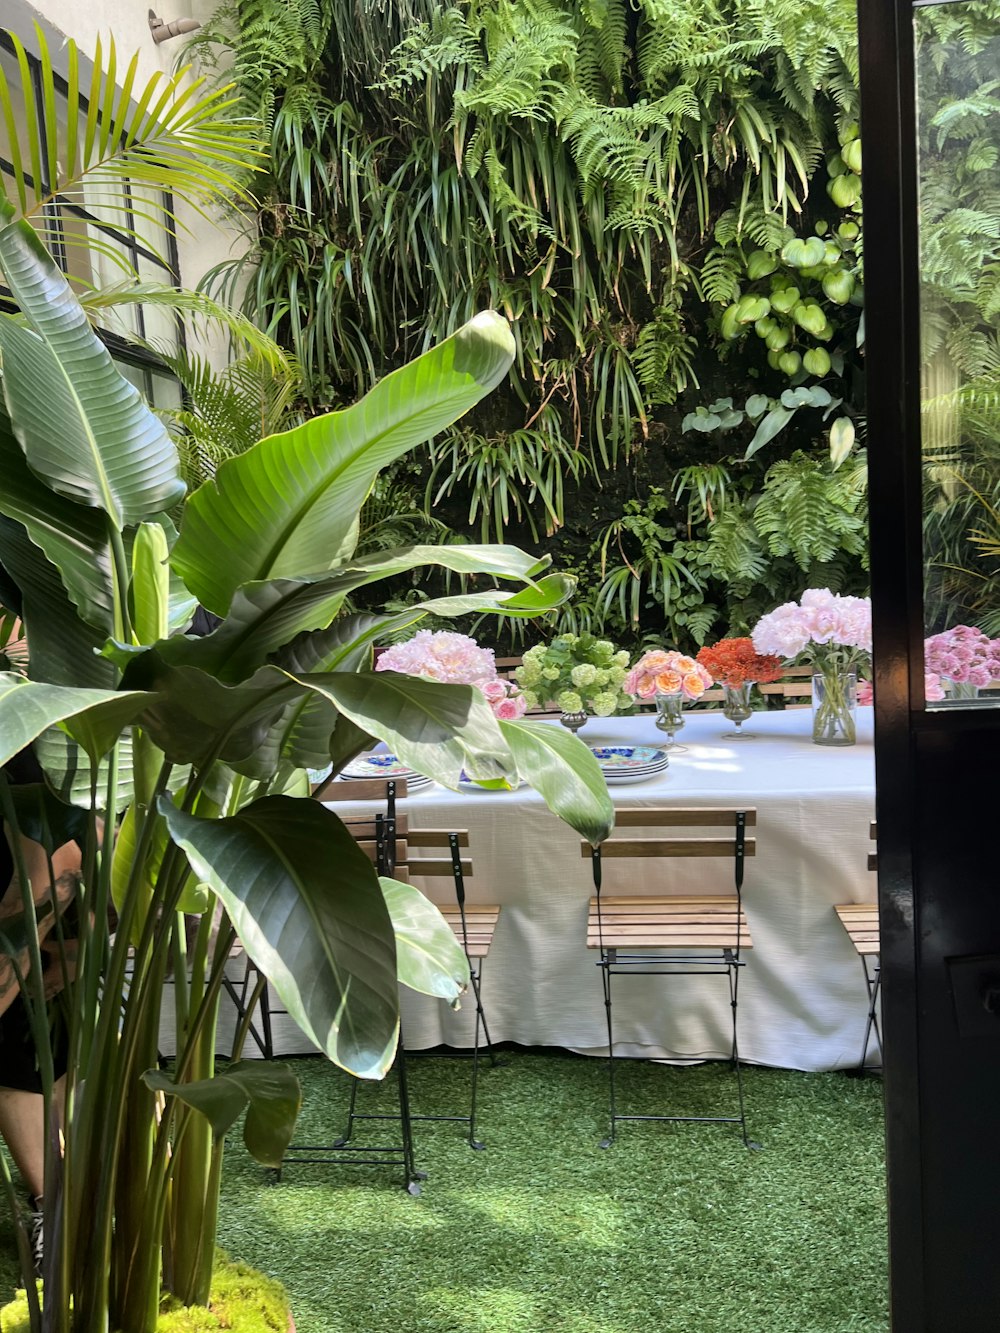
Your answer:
(0, 26), (263, 276)
(158, 347), (303, 488)
(79, 281), (291, 367)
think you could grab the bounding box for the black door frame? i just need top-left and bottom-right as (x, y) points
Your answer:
(860, 1), (1000, 1326)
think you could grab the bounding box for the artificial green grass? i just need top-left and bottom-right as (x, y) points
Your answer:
(0, 1053), (888, 1331)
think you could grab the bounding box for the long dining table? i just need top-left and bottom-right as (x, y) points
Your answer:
(281, 705), (877, 1073)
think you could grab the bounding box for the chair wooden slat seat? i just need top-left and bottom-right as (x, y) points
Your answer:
(835, 903), (880, 954)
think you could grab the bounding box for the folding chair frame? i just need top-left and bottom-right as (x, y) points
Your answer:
(591, 810), (757, 1150)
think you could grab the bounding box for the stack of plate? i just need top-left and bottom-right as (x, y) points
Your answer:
(589, 744), (669, 785)
(339, 753), (432, 791)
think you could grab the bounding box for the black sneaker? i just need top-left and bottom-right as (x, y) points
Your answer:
(27, 1198), (43, 1275)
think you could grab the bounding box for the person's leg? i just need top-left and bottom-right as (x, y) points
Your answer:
(0, 1078), (65, 1199)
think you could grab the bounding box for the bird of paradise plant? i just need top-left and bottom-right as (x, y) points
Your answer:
(0, 212), (612, 1333)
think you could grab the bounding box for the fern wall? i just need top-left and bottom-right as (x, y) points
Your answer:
(190, 0), (883, 648)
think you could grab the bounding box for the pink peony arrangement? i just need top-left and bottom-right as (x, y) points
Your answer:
(751, 588), (872, 674)
(624, 649), (713, 701)
(923, 625), (1000, 689)
(375, 629), (527, 720)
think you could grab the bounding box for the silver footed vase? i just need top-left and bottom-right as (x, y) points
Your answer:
(558, 710), (588, 736)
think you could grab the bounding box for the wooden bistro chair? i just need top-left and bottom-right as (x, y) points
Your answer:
(583, 807), (757, 1149)
(336, 828), (501, 1167)
(834, 821), (881, 1072)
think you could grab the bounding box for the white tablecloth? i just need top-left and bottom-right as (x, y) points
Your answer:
(252, 707), (877, 1072)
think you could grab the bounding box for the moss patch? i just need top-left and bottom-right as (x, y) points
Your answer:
(1, 1256), (289, 1332)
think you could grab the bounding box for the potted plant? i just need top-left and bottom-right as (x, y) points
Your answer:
(0, 204), (613, 1331)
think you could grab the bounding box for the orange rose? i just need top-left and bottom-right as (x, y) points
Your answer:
(655, 669), (683, 694)
(683, 671), (706, 698)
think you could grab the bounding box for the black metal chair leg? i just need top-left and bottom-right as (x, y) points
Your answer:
(600, 953), (617, 1148)
(468, 988), (485, 1150)
(729, 963), (760, 1150)
(258, 978), (274, 1062)
(333, 1072), (361, 1148)
(860, 960), (882, 1070)
(394, 1041), (427, 1193)
(468, 963), (502, 1069)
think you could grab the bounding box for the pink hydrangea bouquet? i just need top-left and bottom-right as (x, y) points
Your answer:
(375, 629), (527, 720)
(624, 649), (713, 701)
(751, 588), (872, 673)
(924, 625), (1000, 696)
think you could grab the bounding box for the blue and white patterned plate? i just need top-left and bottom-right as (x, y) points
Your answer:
(340, 753), (429, 785)
(589, 745), (668, 771)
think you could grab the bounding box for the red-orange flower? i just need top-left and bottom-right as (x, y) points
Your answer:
(696, 637), (783, 688)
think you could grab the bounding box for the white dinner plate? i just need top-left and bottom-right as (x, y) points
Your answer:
(603, 767), (669, 785)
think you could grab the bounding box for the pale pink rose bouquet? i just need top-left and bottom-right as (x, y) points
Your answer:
(751, 588), (872, 674)
(375, 629), (527, 720)
(624, 649), (713, 701)
(924, 625), (1000, 694)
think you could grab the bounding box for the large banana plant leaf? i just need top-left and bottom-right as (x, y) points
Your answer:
(0, 517), (115, 688)
(160, 795), (401, 1079)
(170, 312), (518, 614)
(301, 672), (510, 788)
(150, 547), (566, 684)
(0, 673), (152, 767)
(117, 657), (307, 769)
(0, 215), (185, 526)
(498, 718), (615, 847)
(380, 876), (470, 1001)
(143, 1061), (301, 1169)
(0, 404), (115, 632)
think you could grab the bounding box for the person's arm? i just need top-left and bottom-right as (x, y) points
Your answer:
(0, 833), (81, 1020)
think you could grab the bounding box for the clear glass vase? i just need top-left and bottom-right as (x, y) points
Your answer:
(811, 671), (857, 746)
(722, 682), (755, 736)
(654, 692), (686, 747)
(948, 680), (981, 701)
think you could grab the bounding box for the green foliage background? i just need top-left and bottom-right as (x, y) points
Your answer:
(187, 0), (1000, 649)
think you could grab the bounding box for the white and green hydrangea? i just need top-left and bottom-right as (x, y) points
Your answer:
(514, 632), (633, 715)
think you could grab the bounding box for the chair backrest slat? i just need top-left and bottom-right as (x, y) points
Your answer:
(613, 807), (756, 828)
(584, 837), (756, 859)
(408, 857), (474, 878)
(406, 828), (470, 848)
(323, 776), (410, 802)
